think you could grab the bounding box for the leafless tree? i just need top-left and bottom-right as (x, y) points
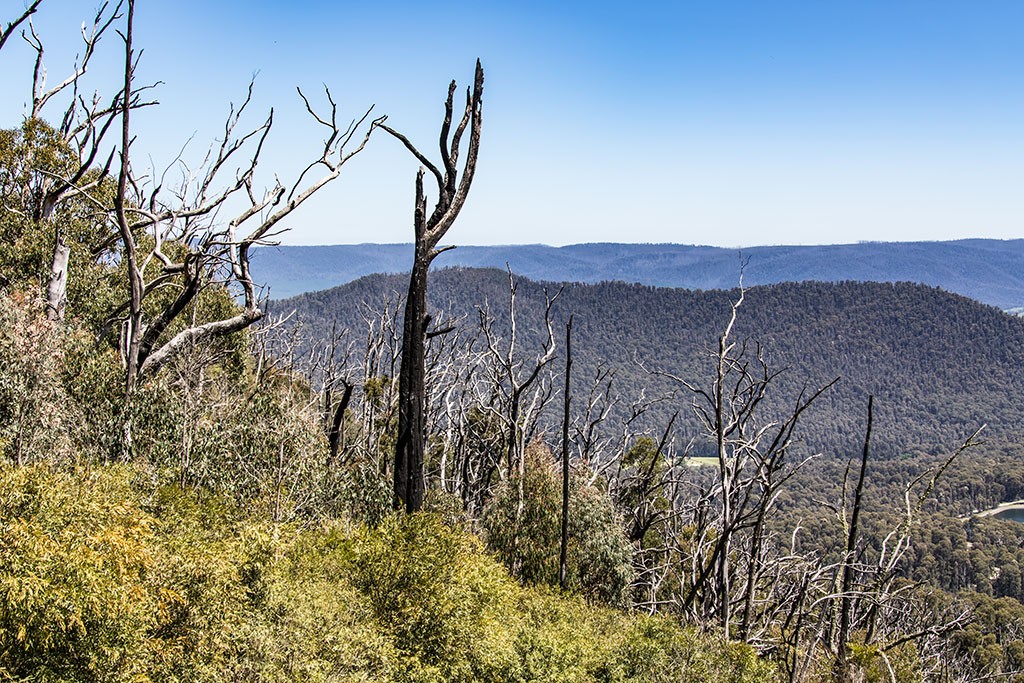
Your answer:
(559, 315), (573, 591)
(835, 395), (874, 681)
(2, 0), (149, 321)
(477, 269), (560, 481)
(639, 281), (837, 637)
(305, 321), (356, 464)
(382, 60), (483, 512)
(108, 0), (382, 397)
(823, 410), (983, 682)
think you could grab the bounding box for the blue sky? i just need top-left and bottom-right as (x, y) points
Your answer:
(2, 0), (1023, 247)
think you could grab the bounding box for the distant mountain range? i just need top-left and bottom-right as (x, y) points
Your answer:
(252, 239), (1024, 309)
(279, 270), (1024, 458)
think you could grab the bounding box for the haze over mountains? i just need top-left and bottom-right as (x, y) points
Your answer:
(253, 239), (1024, 309)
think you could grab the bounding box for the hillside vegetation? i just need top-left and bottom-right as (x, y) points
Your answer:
(280, 268), (1024, 458)
(5, 2), (1024, 681)
(2, 462), (771, 683)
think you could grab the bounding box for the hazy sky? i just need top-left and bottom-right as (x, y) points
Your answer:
(3, 1), (1023, 247)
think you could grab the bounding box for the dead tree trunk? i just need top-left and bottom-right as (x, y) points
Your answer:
(559, 315), (573, 591)
(328, 380), (354, 463)
(836, 395), (872, 682)
(394, 258), (431, 512)
(384, 61), (484, 513)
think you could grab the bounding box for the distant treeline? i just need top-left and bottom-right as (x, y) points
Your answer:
(254, 239), (1024, 308)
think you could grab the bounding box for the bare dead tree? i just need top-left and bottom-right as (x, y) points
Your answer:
(381, 60), (483, 512)
(824, 418), (984, 682)
(567, 363), (631, 487)
(423, 316), (493, 506)
(442, 351), (505, 518)
(637, 280), (837, 638)
(421, 308), (479, 494)
(109, 0), (382, 397)
(836, 395), (873, 681)
(357, 295), (402, 473)
(478, 269), (560, 481)
(2, 1), (153, 321)
(559, 315), (573, 591)
(307, 321), (356, 464)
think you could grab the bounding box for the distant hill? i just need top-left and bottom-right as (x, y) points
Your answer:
(252, 239), (1024, 309)
(279, 269), (1024, 459)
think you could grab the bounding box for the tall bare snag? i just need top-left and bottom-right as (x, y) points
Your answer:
(383, 61), (483, 512)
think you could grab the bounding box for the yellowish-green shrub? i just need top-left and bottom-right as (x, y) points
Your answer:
(483, 444), (634, 606)
(0, 463), (778, 682)
(0, 464), (159, 681)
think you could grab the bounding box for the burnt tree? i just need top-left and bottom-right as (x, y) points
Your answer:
(383, 61), (483, 512)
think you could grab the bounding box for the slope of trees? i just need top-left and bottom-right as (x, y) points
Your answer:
(273, 268), (1024, 681)
(280, 268), (1024, 457)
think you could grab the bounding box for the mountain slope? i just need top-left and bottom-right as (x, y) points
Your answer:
(279, 269), (1024, 458)
(252, 239), (1024, 308)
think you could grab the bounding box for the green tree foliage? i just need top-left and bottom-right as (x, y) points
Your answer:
(483, 444), (634, 606)
(0, 119), (119, 326)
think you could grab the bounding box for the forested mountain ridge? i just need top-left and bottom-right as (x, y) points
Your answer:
(253, 238), (1024, 308)
(280, 268), (1024, 458)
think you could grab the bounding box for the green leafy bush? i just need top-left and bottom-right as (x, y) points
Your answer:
(0, 464), (159, 681)
(483, 444), (634, 605)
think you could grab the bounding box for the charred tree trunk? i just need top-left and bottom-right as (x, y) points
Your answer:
(395, 259), (431, 511)
(836, 395), (872, 682)
(559, 315), (573, 591)
(385, 61), (484, 513)
(328, 380), (354, 463)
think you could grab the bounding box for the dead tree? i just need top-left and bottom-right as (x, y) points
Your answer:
(478, 269), (560, 481)
(825, 407), (983, 682)
(641, 282), (836, 636)
(110, 0), (382, 396)
(307, 321), (356, 464)
(559, 315), (573, 591)
(2, 1), (149, 321)
(835, 395), (873, 681)
(382, 60), (483, 513)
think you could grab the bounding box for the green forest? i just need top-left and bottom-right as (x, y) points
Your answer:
(3, 2), (1024, 682)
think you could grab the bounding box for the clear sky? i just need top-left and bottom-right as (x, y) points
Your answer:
(2, 0), (1023, 247)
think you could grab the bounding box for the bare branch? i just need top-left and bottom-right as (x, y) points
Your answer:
(0, 0), (42, 52)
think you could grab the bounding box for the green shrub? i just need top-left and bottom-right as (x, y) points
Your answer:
(0, 463), (777, 682)
(483, 444), (634, 605)
(0, 464), (159, 681)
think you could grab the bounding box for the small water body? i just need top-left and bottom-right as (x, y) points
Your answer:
(991, 507), (1024, 524)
